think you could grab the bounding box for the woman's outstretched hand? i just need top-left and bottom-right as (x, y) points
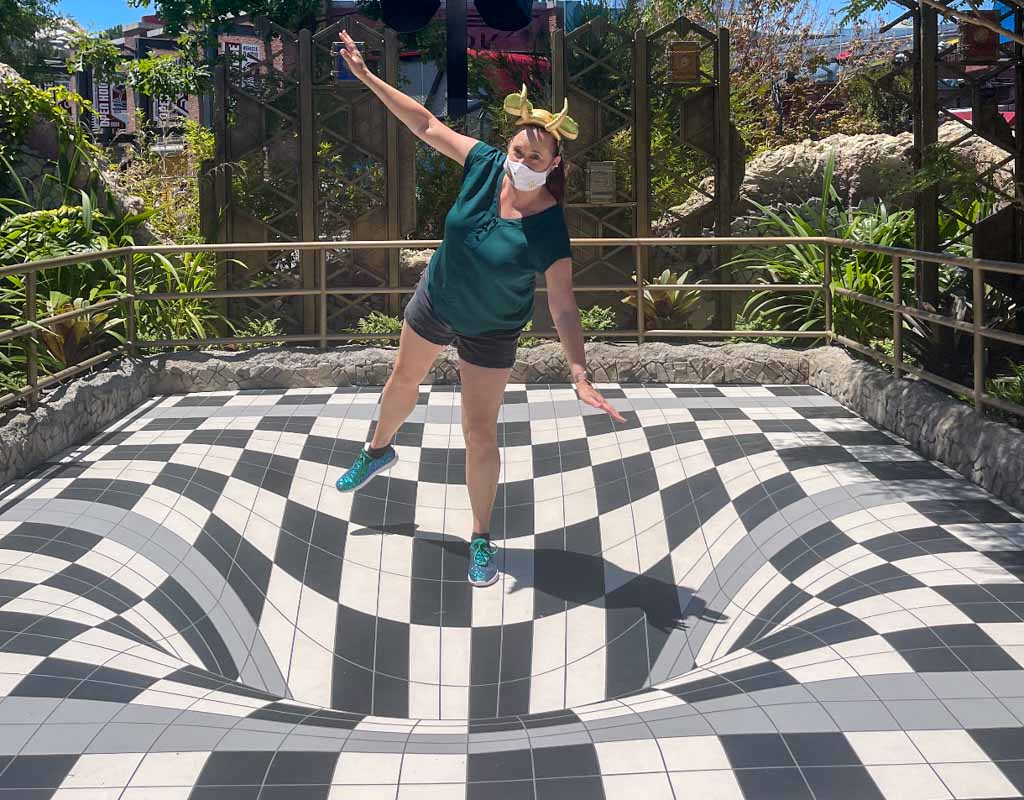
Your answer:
(576, 380), (627, 424)
(338, 30), (370, 82)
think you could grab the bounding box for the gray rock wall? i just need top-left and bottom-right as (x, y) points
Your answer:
(806, 347), (1024, 511)
(2, 344), (1022, 512)
(0, 360), (151, 489)
(147, 343), (809, 394)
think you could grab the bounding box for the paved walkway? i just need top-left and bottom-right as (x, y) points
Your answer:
(0, 384), (1022, 798)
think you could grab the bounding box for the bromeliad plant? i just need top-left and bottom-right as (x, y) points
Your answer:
(34, 290), (125, 366)
(624, 268), (704, 331)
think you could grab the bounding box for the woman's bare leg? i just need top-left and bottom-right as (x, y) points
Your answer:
(458, 360), (512, 536)
(369, 322), (445, 449)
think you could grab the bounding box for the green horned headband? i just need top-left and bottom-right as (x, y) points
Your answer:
(502, 84), (579, 141)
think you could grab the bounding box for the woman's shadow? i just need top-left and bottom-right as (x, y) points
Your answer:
(356, 522), (729, 635)
(503, 545), (728, 634)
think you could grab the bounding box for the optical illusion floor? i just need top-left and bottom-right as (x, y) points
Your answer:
(1, 383), (1023, 799)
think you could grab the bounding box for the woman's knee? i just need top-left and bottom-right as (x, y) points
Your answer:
(389, 354), (432, 390)
(463, 419), (498, 450)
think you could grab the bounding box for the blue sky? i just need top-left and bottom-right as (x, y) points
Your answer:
(57, 0), (147, 31)
(56, 0), (897, 33)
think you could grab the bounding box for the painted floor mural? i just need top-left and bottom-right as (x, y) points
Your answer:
(0, 383), (1023, 798)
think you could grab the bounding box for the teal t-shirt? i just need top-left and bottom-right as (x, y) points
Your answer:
(425, 141), (573, 336)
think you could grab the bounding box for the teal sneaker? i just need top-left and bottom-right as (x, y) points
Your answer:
(336, 447), (397, 492)
(468, 538), (499, 587)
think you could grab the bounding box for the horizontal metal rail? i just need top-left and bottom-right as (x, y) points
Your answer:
(0, 297), (127, 345)
(2, 236), (1022, 424)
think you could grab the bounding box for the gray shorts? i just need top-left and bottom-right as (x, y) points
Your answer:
(404, 278), (521, 370)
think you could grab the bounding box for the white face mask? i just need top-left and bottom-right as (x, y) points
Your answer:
(504, 157), (554, 192)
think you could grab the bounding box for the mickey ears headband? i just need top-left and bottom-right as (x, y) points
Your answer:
(502, 84), (579, 141)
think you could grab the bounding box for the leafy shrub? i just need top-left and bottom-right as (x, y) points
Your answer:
(519, 320), (541, 348)
(579, 305), (615, 339)
(351, 311), (403, 346)
(727, 152), (915, 346)
(0, 74), (94, 162)
(128, 251), (229, 345)
(115, 118), (213, 245)
(988, 362), (1024, 410)
(224, 314), (285, 350)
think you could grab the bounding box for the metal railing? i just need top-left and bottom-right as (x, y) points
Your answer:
(2, 237), (1023, 424)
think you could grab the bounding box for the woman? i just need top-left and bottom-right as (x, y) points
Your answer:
(334, 30), (624, 588)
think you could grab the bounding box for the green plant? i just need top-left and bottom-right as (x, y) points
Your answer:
(350, 311), (402, 346)
(127, 251), (231, 345)
(624, 268), (703, 330)
(115, 119), (213, 244)
(519, 320), (542, 348)
(0, 74), (95, 163)
(727, 152), (915, 345)
(66, 31), (123, 82)
(579, 304), (615, 341)
(126, 54), (211, 111)
(0, 0), (56, 81)
(34, 290), (125, 367)
(988, 362), (1024, 407)
(224, 314), (285, 350)
(126, 0), (322, 34)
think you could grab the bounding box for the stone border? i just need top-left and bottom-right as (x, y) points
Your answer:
(805, 347), (1024, 512)
(0, 359), (152, 490)
(2, 343), (1022, 512)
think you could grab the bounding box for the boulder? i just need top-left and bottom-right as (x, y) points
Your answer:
(657, 122), (1015, 235)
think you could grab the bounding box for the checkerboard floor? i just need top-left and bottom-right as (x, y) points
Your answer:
(1, 383), (1023, 799)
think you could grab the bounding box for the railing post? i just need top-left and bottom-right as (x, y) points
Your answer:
(25, 270), (38, 410)
(298, 29), (317, 336)
(973, 266), (985, 415)
(385, 30), (402, 318)
(892, 254), (903, 380)
(319, 249), (328, 350)
(125, 253), (136, 358)
(635, 244), (646, 344)
(633, 28), (649, 346)
(823, 244), (833, 340)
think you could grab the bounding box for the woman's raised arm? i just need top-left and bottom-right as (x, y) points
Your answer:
(338, 29), (478, 166)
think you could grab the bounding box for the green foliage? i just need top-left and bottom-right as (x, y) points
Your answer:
(900, 143), (982, 197)
(623, 268), (703, 330)
(579, 305), (615, 340)
(34, 290), (125, 367)
(67, 31), (123, 83)
(69, 31), (210, 107)
(127, 0), (322, 35)
(520, 304), (616, 347)
(125, 54), (211, 104)
(127, 251), (227, 345)
(0, 202), (145, 275)
(988, 362), (1024, 412)
(519, 320), (542, 348)
(414, 141), (464, 239)
(839, 0), (895, 25)
(116, 119), (213, 244)
(0, 75), (95, 162)
(0, 199), (230, 385)
(728, 153), (915, 345)
(0, 0), (56, 81)
(351, 311), (403, 346)
(224, 315), (285, 349)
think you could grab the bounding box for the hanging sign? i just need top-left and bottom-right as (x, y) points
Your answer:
(667, 40), (701, 84)
(587, 161), (616, 204)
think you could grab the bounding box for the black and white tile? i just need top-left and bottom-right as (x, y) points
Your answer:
(0, 383), (1023, 798)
